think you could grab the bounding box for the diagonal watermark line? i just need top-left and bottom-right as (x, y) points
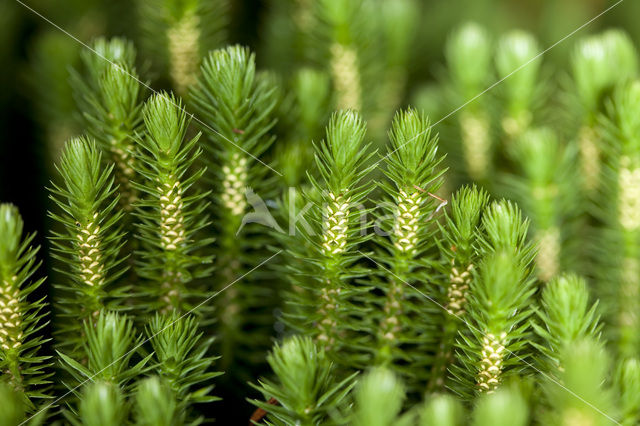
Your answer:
(357, 250), (621, 425)
(373, 0), (625, 171)
(20, 250), (282, 425)
(15, 0), (283, 177)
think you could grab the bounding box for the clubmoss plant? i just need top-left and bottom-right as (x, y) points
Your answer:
(145, 313), (221, 412)
(48, 137), (128, 356)
(444, 22), (493, 182)
(58, 311), (150, 395)
(0, 205), (50, 410)
(350, 368), (409, 426)
(617, 358), (640, 426)
(540, 339), (617, 426)
(313, 0), (369, 112)
(597, 80), (640, 359)
(70, 37), (145, 215)
(134, 376), (182, 426)
(75, 381), (127, 426)
(533, 274), (601, 375)
(276, 68), (331, 187)
(471, 383), (529, 426)
(507, 128), (577, 281)
(571, 30), (638, 194)
(428, 185), (489, 391)
(138, 0), (229, 93)
(191, 45), (279, 377)
(132, 92), (213, 314)
(373, 109), (444, 382)
(452, 201), (536, 396)
(283, 110), (375, 366)
(249, 336), (357, 425)
(495, 30), (543, 142)
(418, 394), (464, 426)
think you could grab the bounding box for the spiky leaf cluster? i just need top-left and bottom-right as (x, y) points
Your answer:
(428, 185), (489, 391)
(540, 339), (617, 426)
(418, 394), (464, 426)
(350, 368), (409, 426)
(70, 37), (145, 213)
(48, 137), (128, 355)
(0, 204), (51, 409)
(372, 109), (445, 383)
(471, 383), (529, 426)
(146, 313), (221, 409)
(617, 358), (640, 426)
(571, 30), (638, 193)
(571, 30), (638, 118)
(249, 336), (356, 426)
(533, 274), (601, 375)
(284, 110), (375, 367)
(132, 92), (213, 314)
(58, 311), (150, 393)
(74, 381), (127, 426)
(452, 201), (536, 396)
(191, 45), (279, 378)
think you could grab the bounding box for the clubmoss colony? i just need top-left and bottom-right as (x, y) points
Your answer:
(4, 0), (640, 425)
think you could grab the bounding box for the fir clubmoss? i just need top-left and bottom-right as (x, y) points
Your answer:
(0, 205), (51, 410)
(70, 37), (145, 215)
(48, 137), (128, 356)
(191, 45), (279, 379)
(132, 92), (213, 315)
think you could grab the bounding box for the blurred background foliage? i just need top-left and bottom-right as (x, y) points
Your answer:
(3, 0), (640, 247)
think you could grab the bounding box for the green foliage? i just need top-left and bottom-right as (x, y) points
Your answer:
(146, 313), (221, 407)
(418, 394), (464, 426)
(75, 381), (127, 426)
(452, 201), (536, 396)
(540, 339), (617, 426)
(12, 8), (640, 425)
(373, 109), (444, 383)
(597, 80), (640, 358)
(351, 368), (408, 426)
(48, 137), (128, 356)
(58, 311), (150, 391)
(571, 30), (638, 118)
(506, 128), (578, 281)
(0, 205), (51, 410)
(471, 383), (529, 426)
(276, 68), (331, 187)
(70, 37), (145, 214)
(25, 31), (80, 157)
(446, 23), (493, 99)
(495, 30), (542, 140)
(444, 22), (494, 182)
(132, 92), (213, 314)
(134, 376), (181, 426)
(534, 274), (601, 374)
(429, 185), (489, 391)
(249, 336), (356, 426)
(138, 0), (229, 93)
(191, 45), (279, 378)
(0, 382), (41, 426)
(284, 110), (375, 368)
(617, 358), (640, 426)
